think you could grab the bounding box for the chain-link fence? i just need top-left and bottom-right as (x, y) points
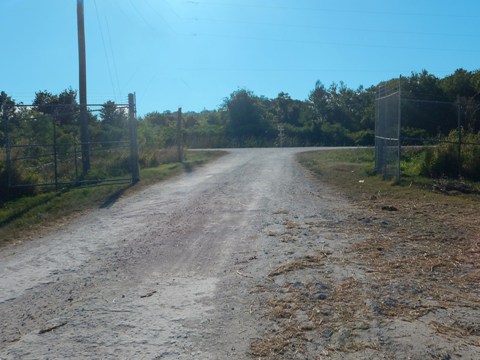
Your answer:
(375, 79), (401, 181)
(376, 78), (480, 182)
(402, 97), (480, 180)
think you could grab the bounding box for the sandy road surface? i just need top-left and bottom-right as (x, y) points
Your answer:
(3, 148), (477, 360)
(1, 148), (343, 359)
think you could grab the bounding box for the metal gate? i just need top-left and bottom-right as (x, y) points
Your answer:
(3, 93), (139, 190)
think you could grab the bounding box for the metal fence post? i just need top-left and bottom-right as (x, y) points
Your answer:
(396, 75), (402, 184)
(177, 107), (183, 162)
(2, 103), (12, 188)
(128, 93), (140, 183)
(375, 86), (380, 173)
(74, 141), (79, 185)
(457, 96), (462, 178)
(52, 112), (59, 190)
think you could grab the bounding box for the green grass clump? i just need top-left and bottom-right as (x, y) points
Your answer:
(298, 148), (376, 182)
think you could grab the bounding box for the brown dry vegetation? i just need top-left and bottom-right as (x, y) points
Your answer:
(250, 150), (480, 359)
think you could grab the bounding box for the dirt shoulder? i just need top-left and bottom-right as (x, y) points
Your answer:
(249, 150), (479, 359)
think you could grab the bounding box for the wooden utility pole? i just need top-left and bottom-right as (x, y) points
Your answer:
(77, 0), (90, 175)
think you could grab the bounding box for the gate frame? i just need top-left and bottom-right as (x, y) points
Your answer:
(3, 93), (139, 189)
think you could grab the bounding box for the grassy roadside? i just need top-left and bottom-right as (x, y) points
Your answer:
(297, 147), (479, 203)
(0, 150), (226, 246)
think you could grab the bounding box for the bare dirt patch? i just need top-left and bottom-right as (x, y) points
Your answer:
(249, 152), (480, 359)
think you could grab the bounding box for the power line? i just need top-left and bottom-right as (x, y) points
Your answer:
(188, 17), (478, 39)
(104, 14), (122, 98)
(143, 0), (177, 34)
(128, 0), (153, 29)
(93, 0), (117, 100)
(190, 32), (480, 54)
(187, 1), (480, 19)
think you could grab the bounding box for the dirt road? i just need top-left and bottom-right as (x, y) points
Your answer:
(0, 148), (329, 358)
(1, 148), (478, 359)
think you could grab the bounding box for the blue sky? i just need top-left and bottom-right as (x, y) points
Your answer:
(1, 0), (479, 115)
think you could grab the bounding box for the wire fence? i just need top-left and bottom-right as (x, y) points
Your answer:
(376, 78), (480, 182)
(375, 79), (401, 181)
(2, 95), (139, 191)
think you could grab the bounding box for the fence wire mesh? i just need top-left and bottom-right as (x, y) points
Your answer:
(3, 99), (137, 190)
(375, 80), (401, 181)
(375, 77), (480, 182)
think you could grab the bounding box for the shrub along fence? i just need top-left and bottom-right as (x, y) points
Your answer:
(402, 97), (480, 181)
(376, 78), (480, 182)
(1, 94), (139, 195)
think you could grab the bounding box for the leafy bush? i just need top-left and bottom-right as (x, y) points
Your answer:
(320, 122), (354, 146)
(401, 127), (429, 145)
(421, 130), (480, 180)
(350, 130), (374, 146)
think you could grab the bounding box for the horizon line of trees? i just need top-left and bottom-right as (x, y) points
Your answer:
(1, 67), (480, 200)
(0, 68), (479, 157)
(1, 68), (479, 151)
(140, 68), (480, 149)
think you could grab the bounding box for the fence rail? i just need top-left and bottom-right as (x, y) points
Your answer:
(2, 94), (139, 190)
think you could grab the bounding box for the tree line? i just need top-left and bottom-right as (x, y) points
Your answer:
(0, 89), (129, 150)
(1, 68), (480, 196)
(140, 68), (480, 149)
(1, 68), (479, 151)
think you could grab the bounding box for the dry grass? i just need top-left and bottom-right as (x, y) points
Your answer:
(346, 195), (480, 320)
(325, 342), (380, 353)
(251, 276), (372, 358)
(250, 150), (480, 358)
(283, 220), (301, 229)
(250, 327), (308, 357)
(268, 254), (331, 277)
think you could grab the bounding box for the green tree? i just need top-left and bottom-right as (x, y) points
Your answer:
(402, 70), (455, 136)
(97, 101), (128, 144)
(33, 90), (58, 115)
(99, 101), (127, 128)
(1, 91), (17, 147)
(308, 81), (330, 124)
(224, 89), (274, 144)
(441, 69), (480, 131)
(56, 89), (79, 126)
(33, 89), (79, 127)
(440, 68), (476, 100)
(272, 92), (303, 126)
